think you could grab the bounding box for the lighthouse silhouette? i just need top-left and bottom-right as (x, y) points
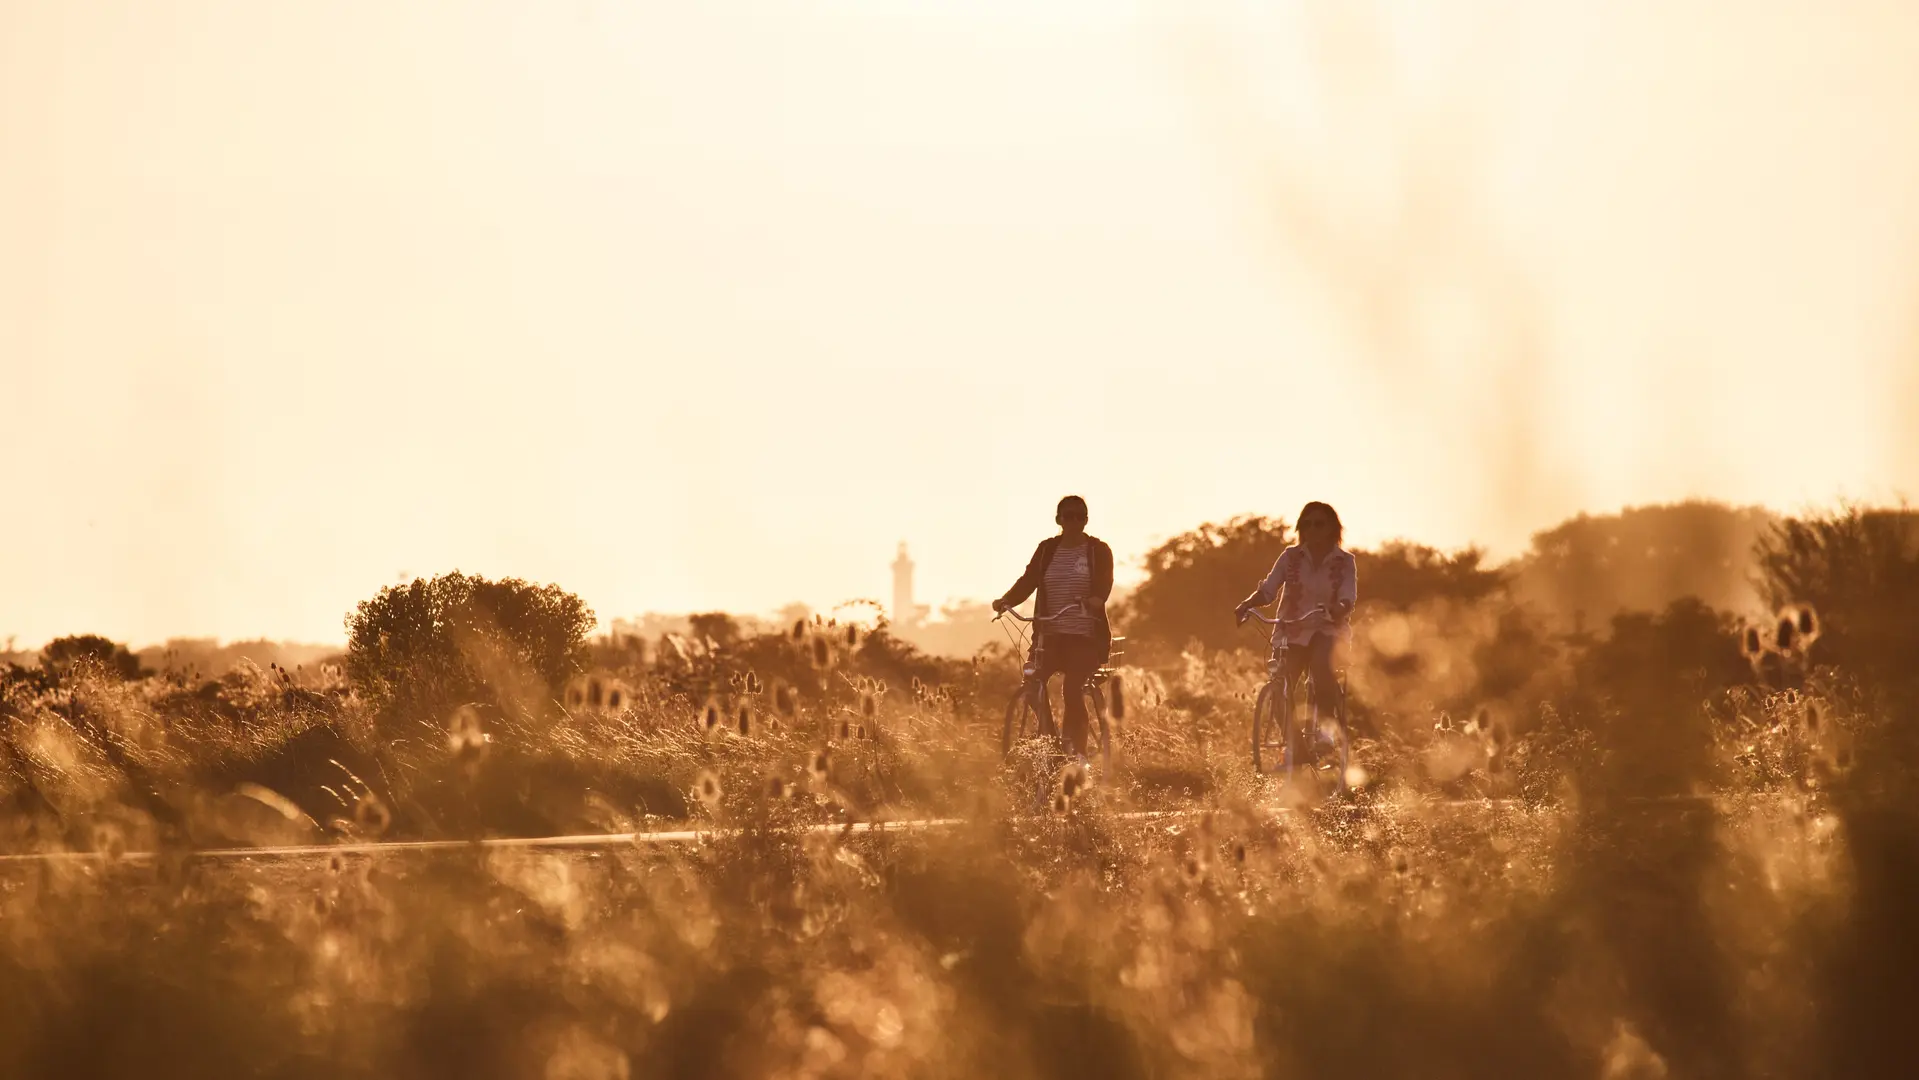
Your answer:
(891, 542), (927, 628)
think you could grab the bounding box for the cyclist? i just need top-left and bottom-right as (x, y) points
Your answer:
(992, 495), (1114, 758)
(1234, 501), (1357, 719)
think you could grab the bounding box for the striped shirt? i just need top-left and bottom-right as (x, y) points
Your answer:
(1041, 541), (1097, 636)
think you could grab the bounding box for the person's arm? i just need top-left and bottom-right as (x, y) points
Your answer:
(1091, 540), (1114, 603)
(993, 542), (1048, 613)
(1236, 550), (1289, 615)
(1332, 551), (1358, 619)
(1079, 540), (1113, 621)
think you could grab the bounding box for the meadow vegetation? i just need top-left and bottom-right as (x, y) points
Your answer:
(1, 501), (1916, 1078)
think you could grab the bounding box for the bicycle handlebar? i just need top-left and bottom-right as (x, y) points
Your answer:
(1238, 603), (1330, 627)
(994, 600), (1087, 624)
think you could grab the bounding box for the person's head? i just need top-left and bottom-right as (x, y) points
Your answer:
(1296, 501), (1343, 549)
(1055, 495), (1089, 537)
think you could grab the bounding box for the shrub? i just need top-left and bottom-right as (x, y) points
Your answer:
(1120, 516), (1508, 660)
(1755, 506), (1919, 688)
(344, 572), (595, 729)
(38, 635), (144, 681)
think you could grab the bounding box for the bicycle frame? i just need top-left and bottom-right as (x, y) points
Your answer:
(995, 603), (1114, 769)
(1242, 604), (1351, 790)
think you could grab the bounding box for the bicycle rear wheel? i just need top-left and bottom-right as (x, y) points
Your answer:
(1087, 683), (1112, 771)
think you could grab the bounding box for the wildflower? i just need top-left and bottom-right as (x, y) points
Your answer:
(587, 677), (605, 709)
(792, 619), (808, 643)
(354, 792), (392, 837)
(736, 703), (755, 737)
(695, 770), (722, 809)
(844, 624), (860, 649)
(836, 718), (850, 741)
(811, 636), (832, 670)
(743, 671), (763, 695)
(1774, 615), (1798, 653)
(92, 822), (126, 862)
(565, 679), (588, 710)
(1796, 605), (1819, 638)
(606, 685), (626, 711)
(446, 705), (490, 766)
(1061, 764), (1088, 800)
(700, 698), (722, 733)
(860, 693), (877, 720)
(1741, 626), (1764, 659)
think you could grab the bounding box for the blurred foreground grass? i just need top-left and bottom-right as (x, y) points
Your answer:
(1, 648), (1911, 1078)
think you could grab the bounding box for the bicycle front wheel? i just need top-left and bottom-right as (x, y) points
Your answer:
(1251, 681), (1287, 774)
(1292, 685), (1352, 795)
(1002, 686), (1041, 758)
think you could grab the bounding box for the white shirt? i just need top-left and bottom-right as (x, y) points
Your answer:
(1252, 544), (1357, 644)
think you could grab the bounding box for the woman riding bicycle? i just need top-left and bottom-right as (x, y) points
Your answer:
(992, 495), (1114, 759)
(1234, 501), (1357, 717)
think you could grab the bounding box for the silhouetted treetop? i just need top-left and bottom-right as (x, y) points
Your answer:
(1120, 516), (1509, 655)
(1755, 505), (1919, 685)
(1511, 500), (1776, 629)
(345, 572), (594, 727)
(39, 634), (145, 681)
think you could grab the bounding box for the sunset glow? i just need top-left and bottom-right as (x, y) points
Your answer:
(5, 1), (1916, 644)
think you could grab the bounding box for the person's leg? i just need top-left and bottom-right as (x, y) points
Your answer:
(1281, 637), (1312, 707)
(1030, 634), (1060, 736)
(1307, 633), (1342, 721)
(1058, 636), (1099, 758)
(1274, 638), (1314, 763)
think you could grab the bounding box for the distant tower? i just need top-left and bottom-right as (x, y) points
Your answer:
(892, 542), (916, 627)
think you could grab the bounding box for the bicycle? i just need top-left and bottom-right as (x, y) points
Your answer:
(994, 602), (1118, 773)
(1239, 603), (1352, 794)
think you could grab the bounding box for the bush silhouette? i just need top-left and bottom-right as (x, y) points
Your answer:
(38, 634), (145, 681)
(1567, 597), (1747, 797)
(1357, 540), (1507, 611)
(345, 572), (594, 729)
(1513, 500), (1776, 631)
(1120, 515), (1507, 657)
(1756, 505), (1919, 687)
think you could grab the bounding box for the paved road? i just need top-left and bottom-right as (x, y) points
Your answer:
(0, 799), (1607, 866)
(0, 792), (1732, 866)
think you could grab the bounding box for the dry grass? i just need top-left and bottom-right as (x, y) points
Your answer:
(0, 616), (1912, 1079)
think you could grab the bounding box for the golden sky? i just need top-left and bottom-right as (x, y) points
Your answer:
(4, 1), (1917, 646)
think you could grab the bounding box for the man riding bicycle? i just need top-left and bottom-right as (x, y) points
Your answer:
(1234, 501), (1357, 719)
(992, 495), (1114, 759)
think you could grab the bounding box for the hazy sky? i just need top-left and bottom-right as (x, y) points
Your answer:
(5, 1), (1918, 646)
